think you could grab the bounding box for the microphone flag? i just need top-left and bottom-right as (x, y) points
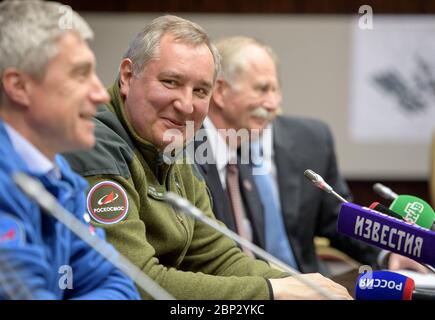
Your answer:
(337, 203), (435, 267)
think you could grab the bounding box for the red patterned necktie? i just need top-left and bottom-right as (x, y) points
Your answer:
(226, 163), (254, 258)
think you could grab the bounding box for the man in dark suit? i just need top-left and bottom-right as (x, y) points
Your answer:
(195, 36), (427, 274)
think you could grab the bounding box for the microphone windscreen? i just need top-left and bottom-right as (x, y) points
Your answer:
(389, 195), (435, 230)
(355, 271), (414, 300)
(337, 203), (435, 266)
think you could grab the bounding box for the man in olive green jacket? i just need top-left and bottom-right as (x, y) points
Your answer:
(64, 15), (351, 300)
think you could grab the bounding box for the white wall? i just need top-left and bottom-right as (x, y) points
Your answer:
(82, 13), (433, 180)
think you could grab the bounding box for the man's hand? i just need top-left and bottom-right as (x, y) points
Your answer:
(269, 273), (353, 300)
(388, 253), (429, 274)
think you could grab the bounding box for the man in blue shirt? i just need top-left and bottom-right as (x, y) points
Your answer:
(0, 0), (139, 299)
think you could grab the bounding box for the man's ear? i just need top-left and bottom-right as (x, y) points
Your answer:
(119, 59), (134, 97)
(1, 68), (33, 108)
(211, 79), (229, 110)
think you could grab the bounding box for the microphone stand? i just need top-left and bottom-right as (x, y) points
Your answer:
(163, 191), (341, 300)
(13, 172), (175, 300)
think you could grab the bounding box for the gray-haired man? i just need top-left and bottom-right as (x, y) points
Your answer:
(0, 0), (139, 299)
(64, 15), (352, 300)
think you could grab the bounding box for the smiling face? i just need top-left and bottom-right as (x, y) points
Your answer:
(119, 34), (215, 151)
(21, 32), (109, 159)
(216, 45), (281, 133)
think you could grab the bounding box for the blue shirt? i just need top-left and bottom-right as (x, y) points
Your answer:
(4, 123), (58, 178)
(0, 120), (139, 300)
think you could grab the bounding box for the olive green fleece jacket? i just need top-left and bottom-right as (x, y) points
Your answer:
(64, 82), (287, 300)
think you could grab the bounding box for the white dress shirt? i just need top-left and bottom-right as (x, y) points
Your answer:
(202, 118), (238, 189)
(203, 117), (254, 241)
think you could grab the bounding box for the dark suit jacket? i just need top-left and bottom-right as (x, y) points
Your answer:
(195, 117), (380, 273)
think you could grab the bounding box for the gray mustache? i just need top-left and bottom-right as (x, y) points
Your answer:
(250, 107), (272, 119)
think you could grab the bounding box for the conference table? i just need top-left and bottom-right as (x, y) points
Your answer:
(331, 269), (359, 298)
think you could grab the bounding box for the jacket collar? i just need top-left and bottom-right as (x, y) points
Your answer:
(0, 120), (87, 200)
(273, 117), (302, 222)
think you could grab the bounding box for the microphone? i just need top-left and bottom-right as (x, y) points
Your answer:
(369, 202), (406, 221)
(373, 183), (398, 201)
(356, 270), (435, 300)
(163, 191), (341, 300)
(367, 201), (435, 236)
(337, 202), (435, 270)
(389, 195), (435, 230)
(373, 183), (435, 231)
(13, 172), (175, 300)
(370, 201), (435, 234)
(303, 170), (435, 273)
(304, 169), (348, 203)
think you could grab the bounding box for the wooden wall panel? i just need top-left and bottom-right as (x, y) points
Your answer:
(57, 0), (435, 14)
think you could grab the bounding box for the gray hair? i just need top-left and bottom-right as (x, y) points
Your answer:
(0, 0), (93, 96)
(123, 15), (221, 82)
(214, 36), (279, 85)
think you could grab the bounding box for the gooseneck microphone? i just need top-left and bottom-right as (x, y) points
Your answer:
(373, 183), (398, 201)
(163, 191), (340, 300)
(304, 169), (348, 203)
(13, 172), (175, 300)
